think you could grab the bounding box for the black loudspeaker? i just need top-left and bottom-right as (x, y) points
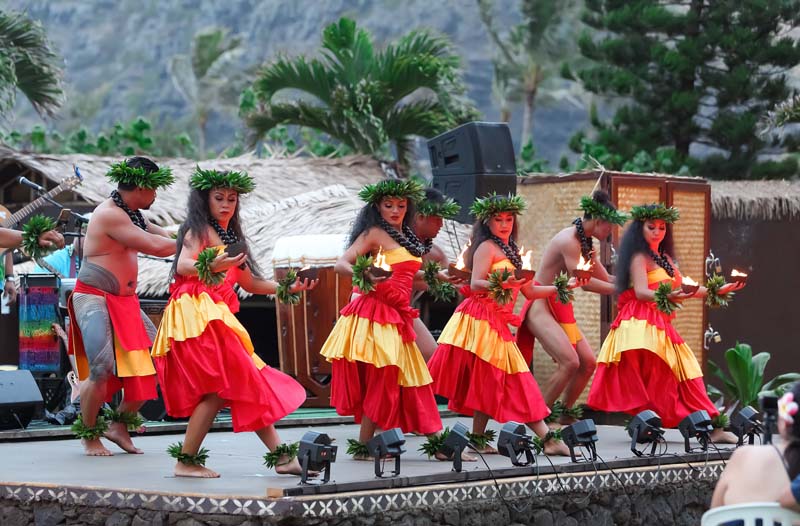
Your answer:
(428, 122), (518, 224)
(0, 370), (44, 430)
(428, 122), (517, 176)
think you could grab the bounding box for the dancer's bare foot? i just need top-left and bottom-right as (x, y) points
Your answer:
(104, 422), (143, 454)
(274, 456), (319, 477)
(352, 452), (373, 461)
(174, 462), (220, 478)
(558, 414), (579, 426)
(82, 438), (112, 456)
(710, 428), (738, 444)
(547, 421), (563, 430)
(434, 450), (477, 462)
(472, 445), (498, 455)
(544, 440), (575, 457)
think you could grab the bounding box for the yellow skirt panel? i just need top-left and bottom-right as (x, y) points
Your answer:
(319, 314), (432, 387)
(437, 312), (530, 374)
(560, 322), (582, 345)
(597, 318), (702, 381)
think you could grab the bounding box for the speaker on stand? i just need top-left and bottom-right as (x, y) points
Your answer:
(0, 369), (44, 430)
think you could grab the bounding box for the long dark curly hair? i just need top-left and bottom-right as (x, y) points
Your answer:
(464, 215), (519, 270)
(171, 187), (261, 278)
(615, 211), (675, 294)
(785, 382), (800, 479)
(346, 180), (418, 248)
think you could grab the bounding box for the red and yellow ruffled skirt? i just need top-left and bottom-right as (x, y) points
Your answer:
(319, 291), (442, 435)
(587, 292), (718, 428)
(151, 281), (305, 432)
(429, 292), (550, 423)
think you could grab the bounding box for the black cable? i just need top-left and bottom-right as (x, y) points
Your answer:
(469, 445), (532, 515)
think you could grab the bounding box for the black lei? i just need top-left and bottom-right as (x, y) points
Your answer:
(489, 234), (523, 269)
(209, 218), (239, 244)
(378, 218), (431, 257)
(111, 190), (146, 231)
(648, 248), (675, 277)
(572, 218), (594, 261)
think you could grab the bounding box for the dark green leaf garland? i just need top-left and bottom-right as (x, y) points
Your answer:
(21, 215), (58, 259)
(417, 197), (461, 219)
(470, 193), (526, 222)
(263, 442), (299, 468)
(345, 438), (370, 458)
(189, 167), (255, 193)
(358, 179), (425, 205)
(103, 408), (144, 432)
(711, 413), (730, 430)
(419, 427), (449, 458)
(466, 429), (497, 450)
(630, 204), (680, 224)
(531, 429), (562, 453)
(351, 254), (375, 294)
(423, 261), (457, 302)
(654, 281), (680, 315)
(276, 269), (301, 305)
(167, 442), (210, 466)
(195, 247), (225, 286)
(106, 160), (175, 189)
(578, 196), (628, 225)
(553, 271), (574, 305)
(706, 274), (734, 308)
(71, 413), (109, 440)
(488, 268), (514, 305)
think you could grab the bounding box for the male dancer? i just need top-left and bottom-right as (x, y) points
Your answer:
(69, 157), (176, 456)
(521, 190), (626, 423)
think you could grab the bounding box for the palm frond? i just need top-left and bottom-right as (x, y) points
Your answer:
(384, 100), (450, 139)
(192, 27), (241, 79)
(253, 55), (335, 105)
(320, 17), (376, 84)
(0, 10), (64, 118)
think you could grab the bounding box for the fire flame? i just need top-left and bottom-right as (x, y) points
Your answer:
(519, 245), (533, 270)
(731, 269), (748, 278)
(682, 275), (699, 286)
(374, 247), (391, 271)
(455, 240), (471, 270)
(576, 254), (593, 271)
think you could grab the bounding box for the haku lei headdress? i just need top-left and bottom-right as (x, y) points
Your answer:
(630, 203), (680, 223)
(106, 160), (174, 189)
(417, 197), (461, 219)
(779, 391), (799, 424)
(578, 195), (628, 225)
(470, 193), (526, 222)
(358, 179), (425, 205)
(190, 167), (255, 194)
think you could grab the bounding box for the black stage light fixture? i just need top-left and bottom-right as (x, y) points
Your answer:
(760, 394), (779, 445)
(626, 410), (665, 457)
(367, 428), (406, 478)
(678, 410), (713, 453)
(298, 431), (338, 484)
(561, 419), (598, 463)
(731, 406), (762, 447)
(497, 422), (536, 467)
(439, 421), (471, 473)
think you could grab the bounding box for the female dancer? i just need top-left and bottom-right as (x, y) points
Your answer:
(427, 194), (582, 456)
(587, 204), (744, 436)
(152, 168), (316, 478)
(319, 179), (443, 458)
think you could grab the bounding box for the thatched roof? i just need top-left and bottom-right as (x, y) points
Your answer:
(710, 180), (800, 220)
(0, 146), (386, 225)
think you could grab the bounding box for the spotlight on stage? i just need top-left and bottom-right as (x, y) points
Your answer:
(561, 419), (598, 462)
(678, 410), (713, 453)
(497, 422), (536, 467)
(731, 406), (762, 446)
(367, 428), (406, 478)
(440, 421), (471, 473)
(626, 410), (665, 457)
(298, 431), (338, 484)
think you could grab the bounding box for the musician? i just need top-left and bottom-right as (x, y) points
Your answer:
(33, 220), (86, 278)
(68, 157), (175, 457)
(2, 252), (15, 305)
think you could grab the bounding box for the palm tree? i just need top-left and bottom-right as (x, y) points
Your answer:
(168, 26), (246, 155)
(244, 17), (478, 167)
(0, 10), (64, 119)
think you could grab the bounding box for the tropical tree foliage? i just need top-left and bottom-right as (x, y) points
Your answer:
(0, 9), (64, 119)
(244, 17), (478, 167)
(573, 0), (800, 180)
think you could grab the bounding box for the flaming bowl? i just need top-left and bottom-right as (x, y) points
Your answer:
(369, 266), (393, 279)
(681, 283), (700, 295)
(447, 263), (472, 281)
(573, 269), (593, 280)
(296, 267), (319, 281)
(730, 274), (748, 285)
(514, 269), (536, 281)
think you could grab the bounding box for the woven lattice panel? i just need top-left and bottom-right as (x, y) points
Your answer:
(517, 179), (600, 404)
(616, 184), (662, 216)
(670, 190), (707, 363)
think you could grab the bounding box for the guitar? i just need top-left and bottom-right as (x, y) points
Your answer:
(1, 167), (84, 228)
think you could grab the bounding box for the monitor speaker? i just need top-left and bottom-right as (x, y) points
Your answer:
(0, 369), (43, 430)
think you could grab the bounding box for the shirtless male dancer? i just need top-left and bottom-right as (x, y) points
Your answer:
(522, 190), (626, 423)
(68, 157), (176, 456)
(411, 188), (463, 361)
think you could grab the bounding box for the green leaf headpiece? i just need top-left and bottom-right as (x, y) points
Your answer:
(630, 203), (680, 223)
(417, 197), (461, 219)
(578, 196), (628, 225)
(358, 179), (425, 205)
(469, 193), (526, 222)
(189, 167), (255, 194)
(106, 160), (174, 189)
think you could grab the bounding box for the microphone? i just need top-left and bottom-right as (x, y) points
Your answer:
(18, 176), (46, 193)
(72, 212), (90, 224)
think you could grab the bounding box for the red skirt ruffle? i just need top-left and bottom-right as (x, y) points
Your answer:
(587, 348), (718, 428)
(429, 343), (550, 423)
(154, 319), (305, 432)
(102, 375), (157, 403)
(329, 359), (441, 435)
